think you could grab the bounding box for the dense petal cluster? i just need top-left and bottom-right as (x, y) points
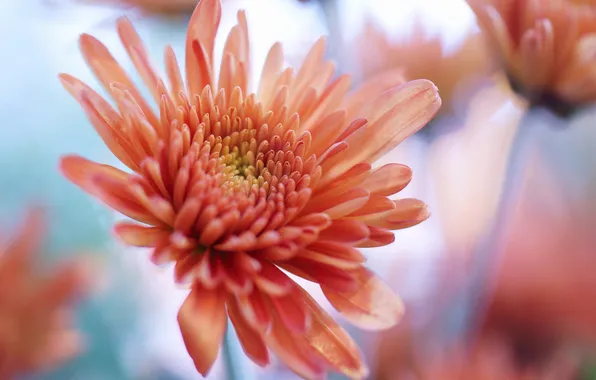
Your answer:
(468, 0), (596, 108)
(0, 209), (89, 378)
(58, 0), (441, 378)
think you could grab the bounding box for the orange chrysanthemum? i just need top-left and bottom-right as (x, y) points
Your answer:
(468, 0), (596, 108)
(58, 0), (441, 377)
(0, 209), (89, 378)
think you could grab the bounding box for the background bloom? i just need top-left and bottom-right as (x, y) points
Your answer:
(355, 20), (493, 112)
(58, 0), (441, 378)
(0, 208), (91, 378)
(468, 0), (596, 107)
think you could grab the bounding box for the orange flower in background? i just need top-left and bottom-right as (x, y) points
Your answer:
(0, 208), (90, 378)
(58, 0), (441, 377)
(357, 20), (493, 112)
(467, 0), (596, 107)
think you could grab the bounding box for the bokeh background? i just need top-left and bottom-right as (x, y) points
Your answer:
(2, 0), (596, 378)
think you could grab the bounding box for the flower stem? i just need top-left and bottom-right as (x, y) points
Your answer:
(453, 107), (536, 344)
(222, 322), (243, 380)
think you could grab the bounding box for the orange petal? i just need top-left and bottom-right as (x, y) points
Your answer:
(281, 258), (358, 293)
(269, 290), (310, 334)
(317, 220), (370, 245)
(58, 74), (139, 171)
(360, 163), (412, 197)
(302, 188), (370, 219)
(357, 226), (395, 248)
(322, 267), (404, 331)
(258, 42), (284, 105)
(254, 261), (294, 296)
(113, 222), (170, 247)
(185, 0), (221, 96)
(346, 195), (396, 220)
(264, 309), (327, 380)
(367, 198), (430, 230)
(227, 296), (270, 367)
(236, 290), (272, 332)
(117, 17), (161, 103)
(177, 284), (227, 377)
(326, 80), (441, 181)
(302, 290), (369, 379)
(60, 156), (159, 226)
(343, 67), (406, 122)
(78, 33), (159, 128)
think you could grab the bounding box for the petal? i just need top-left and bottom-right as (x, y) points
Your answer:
(322, 267), (404, 330)
(264, 310), (327, 380)
(185, 0), (221, 96)
(367, 198), (430, 230)
(346, 195), (396, 220)
(325, 80), (441, 182)
(343, 67), (406, 122)
(302, 290), (369, 379)
(58, 74), (139, 170)
(254, 261), (294, 296)
(78, 33), (159, 128)
(269, 290), (310, 334)
(227, 296), (270, 367)
(60, 156), (160, 225)
(317, 220), (370, 245)
(258, 42), (284, 104)
(177, 285), (227, 377)
(301, 188), (370, 219)
(281, 257), (358, 293)
(357, 226), (395, 248)
(113, 222), (170, 247)
(117, 17), (162, 103)
(360, 163), (412, 197)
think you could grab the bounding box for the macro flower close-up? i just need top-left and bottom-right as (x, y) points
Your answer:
(467, 0), (596, 110)
(57, 0), (442, 378)
(0, 208), (90, 379)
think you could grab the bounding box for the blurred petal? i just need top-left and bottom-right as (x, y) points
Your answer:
(322, 267), (404, 330)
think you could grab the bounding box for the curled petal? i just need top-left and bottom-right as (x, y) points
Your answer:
(367, 198), (430, 230)
(360, 163), (412, 197)
(357, 226), (395, 248)
(322, 267), (404, 331)
(177, 285), (227, 377)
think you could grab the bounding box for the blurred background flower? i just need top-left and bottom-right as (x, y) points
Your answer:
(467, 0), (596, 114)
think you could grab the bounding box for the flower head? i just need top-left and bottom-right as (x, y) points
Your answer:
(356, 20), (493, 113)
(468, 0), (596, 113)
(0, 208), (90, 378)
(58, 0), (441, 377)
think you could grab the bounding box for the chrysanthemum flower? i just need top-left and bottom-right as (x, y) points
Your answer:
(467, 0), (596, 111)
(0, 208), (90, 378)
(356, 20), (493, 113)
(58, 0), (441, 377)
